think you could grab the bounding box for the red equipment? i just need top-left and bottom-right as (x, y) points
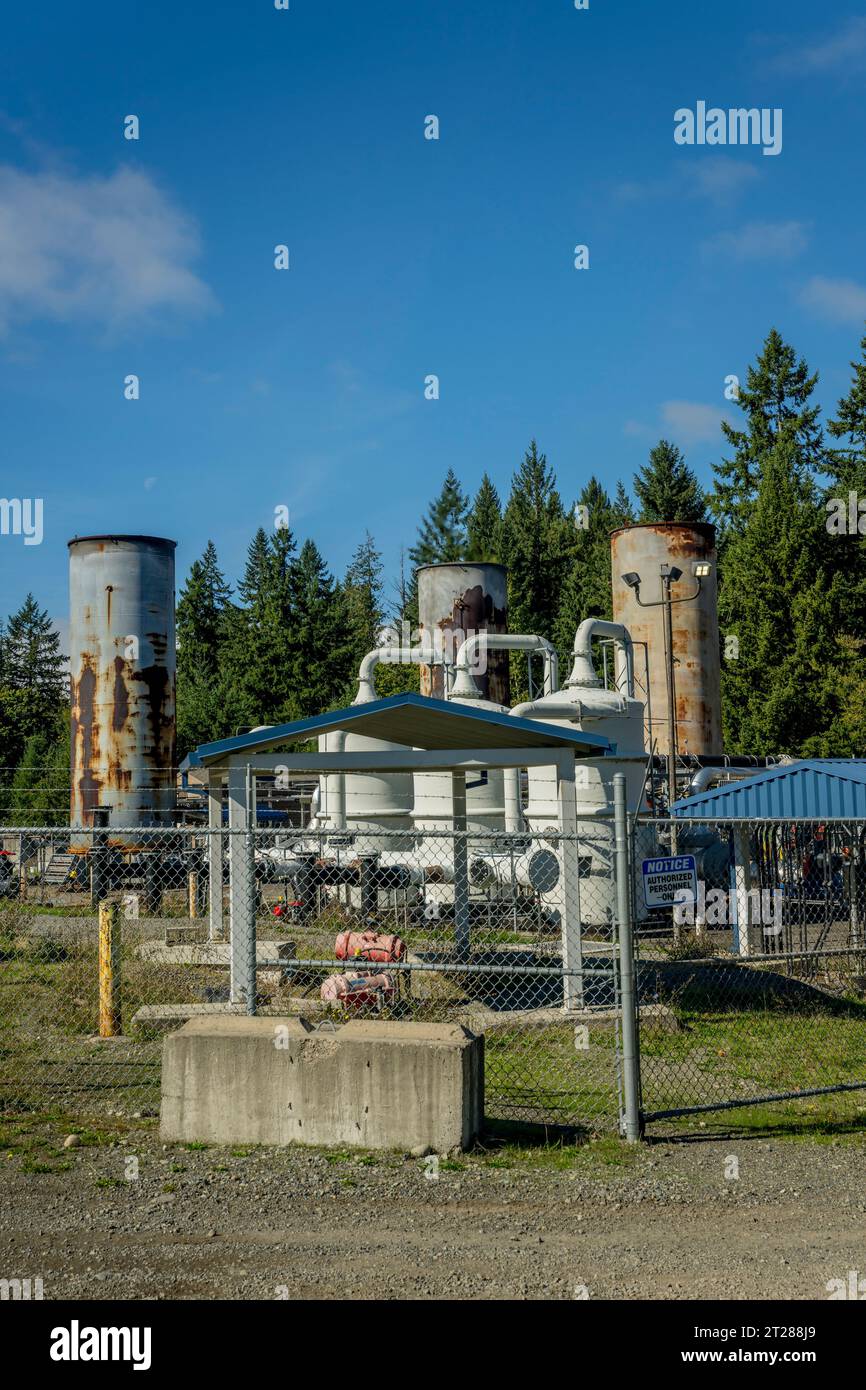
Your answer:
(320, 972), (394, 1009)
(334, 929), (406, 964)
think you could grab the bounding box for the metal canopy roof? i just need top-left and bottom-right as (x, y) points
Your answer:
(191, 691), (614, 767)
(672, 759), (866, 820)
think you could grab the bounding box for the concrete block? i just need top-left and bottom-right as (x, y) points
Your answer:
(160, 1017), (483, 1152)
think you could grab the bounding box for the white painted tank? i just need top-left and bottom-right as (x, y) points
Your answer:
(412, 694), (508, 835)
(316, 730), (414, 850)
(512, 620), (654, 926)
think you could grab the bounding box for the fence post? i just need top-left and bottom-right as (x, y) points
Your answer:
(18, 831), (27, 901)
(614, 774), (641, 1143)
(556, 751), (583, 1010)
(228, 766), (257, 1014)
(98, 900), (121, 1037)
(451, 772), (470, 963)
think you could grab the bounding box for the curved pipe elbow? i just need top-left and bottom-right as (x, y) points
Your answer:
(567, 619), (634, 697)
(355, 644), (434, 705)
(450, 632), (560, 701)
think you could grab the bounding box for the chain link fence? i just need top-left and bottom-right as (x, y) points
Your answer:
(0, 821), (623, 1133)
(5, 810), (866, 1140)
(632, 816), (866, 1131)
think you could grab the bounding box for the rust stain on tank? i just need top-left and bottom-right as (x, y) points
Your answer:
(112, 656), (130, 731)
(611, 523), (722, 756)
(68, 535), (177, 842)
(70, 656), (101, 825)
(418, 567), (510, 705)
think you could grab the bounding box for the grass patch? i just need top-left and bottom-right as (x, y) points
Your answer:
(475, 1129), (638, 1172)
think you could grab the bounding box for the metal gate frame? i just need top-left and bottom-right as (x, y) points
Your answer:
(615, 807), (866, 1136)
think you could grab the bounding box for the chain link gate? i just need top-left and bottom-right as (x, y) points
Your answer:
(0, 818), (626, 1135)
(622, 814), (866, 1136)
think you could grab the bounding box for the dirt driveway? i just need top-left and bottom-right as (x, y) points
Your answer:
(1, 1112), (865, 1301)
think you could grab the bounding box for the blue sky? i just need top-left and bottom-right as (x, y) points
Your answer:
(3, 1), (866, 631)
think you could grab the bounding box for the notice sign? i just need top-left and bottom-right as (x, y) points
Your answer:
(642, 854), (697, 909)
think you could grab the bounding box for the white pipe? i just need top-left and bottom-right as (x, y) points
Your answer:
(687, 766), (755, 798)
(469, 849), (561, 894)
(566, 619), (634, 697)
(449, 633), (560, 701)
(355, 643), (434, 704)
(450, 632), (559, 833)
(505, 767), (522, 833)
(319, 729), (347, 829)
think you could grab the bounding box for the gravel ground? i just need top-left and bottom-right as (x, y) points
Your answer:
(2, 1115), (865, 1301)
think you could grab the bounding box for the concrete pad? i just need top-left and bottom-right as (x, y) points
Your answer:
(160, 1016), (483, 1152)
(137, 940), (294, 967)
(132, 1003), (241, 1031)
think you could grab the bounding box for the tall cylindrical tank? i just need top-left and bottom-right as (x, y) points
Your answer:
(610, 523), (722, 757)
(416, 563), (510, 704)
(68, 535), (177, 843)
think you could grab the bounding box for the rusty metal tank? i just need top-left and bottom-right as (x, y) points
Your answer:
(416, 562), (510, 704)
(68, 535), (177, 843)
(610, 523), (722, 757)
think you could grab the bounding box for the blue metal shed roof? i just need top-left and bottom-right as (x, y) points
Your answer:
(672, 760), (866, 820)
(191, 692), (615, 766)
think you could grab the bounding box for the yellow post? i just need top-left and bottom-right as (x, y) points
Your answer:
(188, 870), (198, 920)
(98, 901), (121, 1037)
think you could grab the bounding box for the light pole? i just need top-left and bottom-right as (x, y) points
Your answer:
(621, 561), (711, 815)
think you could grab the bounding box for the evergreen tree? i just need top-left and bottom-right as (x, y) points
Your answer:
(343, 532), (385, 670)
(238, 527), (273, 607)
(500, 441), (575, 700)
(826, 328), (866, 490)
(217, 526), (297, 733)
(821, 326), (866, 724)
(4, 595), (66, 712)
(175, 542), (234, 757)
(614, 480), (636, 525)
(466, 474), (502, 562)
(500, 441), (573, 636)
(0, 598), (66, 815)
(717, 427), (841, 753)
(176, 541), (231, 678)
(634, 440), (706, 523)
(409, 469), (469, 567)
(711, 328), (822, 538)
(554, 477), (634, 671)
(290, 540), (353, 718)
(8, 715), (69, 826)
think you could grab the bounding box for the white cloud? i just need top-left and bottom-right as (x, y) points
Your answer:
(661, 400), (728, 445)
(702, 220), (809, 261)
(0, 164), (216, 335)
(614, 158), (760, 207)
(799, 275), (866, 324)
(683, 159), (761, 204)
(770, 18), (866, 75)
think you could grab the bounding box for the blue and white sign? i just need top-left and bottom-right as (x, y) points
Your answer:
(642, 854), (697, 909)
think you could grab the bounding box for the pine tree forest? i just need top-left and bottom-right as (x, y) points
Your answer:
(3, 326), (866, 820)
